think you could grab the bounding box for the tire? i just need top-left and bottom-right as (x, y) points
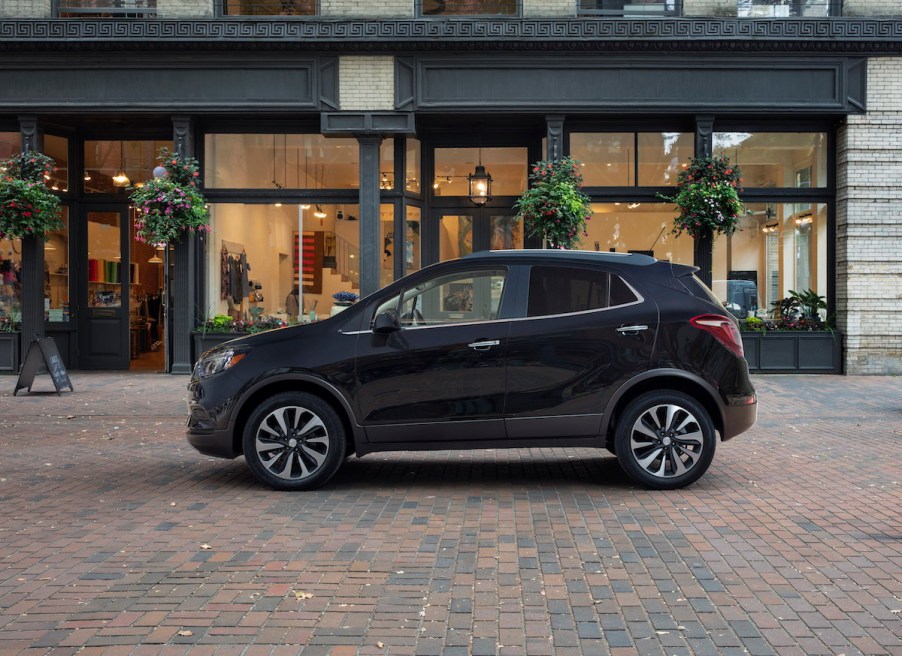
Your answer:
(242, 392), (346, 491)
(614, 391), (716, 490)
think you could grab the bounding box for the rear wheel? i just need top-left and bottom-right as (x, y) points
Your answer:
(614, 391), (716, 490)
(242, 392), (346, 491)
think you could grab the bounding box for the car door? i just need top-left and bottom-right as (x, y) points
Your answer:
(504, 264), (658, 439)
(355, 265), (513, 444)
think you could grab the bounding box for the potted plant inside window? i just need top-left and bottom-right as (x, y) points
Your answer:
(193, 313), (289, 362)
(514, 156), (592, 250)
(660, 154), (743, 240)
(129, 148), (210, 245)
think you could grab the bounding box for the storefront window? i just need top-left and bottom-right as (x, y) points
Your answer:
(574, 202), (692, 264)
(712, 202), (828, 320)
(379, 139), (395, 191)
(433, 147), (527, 197)
(0, 132), (19, 160)
(571, 133), (694, 187)
(205, 134), (359, 189)
(406, 206), (421, 274)
(440, 216), (473, 261)
(420, 0), (518, 16)
(713, 132), (827, 189)
(380, 204), (395, 289)
(406, 138), (421, 194)
(207, 202), (361, 323)
(222, 0), (316, 15)
(84, 140), (172, 195)
(45, 135), (69, 193)
(87, 211), (122, 308)
(45, 208), (70, 322)
(490, 215), (523, 251)
(0, 235), (22, 324)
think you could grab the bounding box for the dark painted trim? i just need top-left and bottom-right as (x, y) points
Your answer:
(321, 112), (416, 135)
(2, 19), (902, 54)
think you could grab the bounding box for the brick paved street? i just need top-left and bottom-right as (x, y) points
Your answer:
(0, 372), (900, 656)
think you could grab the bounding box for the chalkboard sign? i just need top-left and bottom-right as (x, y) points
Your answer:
(13, 336), (74, 396)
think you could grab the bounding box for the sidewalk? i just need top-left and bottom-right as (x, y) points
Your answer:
(0, 372), (900, 655)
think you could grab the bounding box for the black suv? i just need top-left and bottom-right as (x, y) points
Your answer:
(187, 250), (756, 491)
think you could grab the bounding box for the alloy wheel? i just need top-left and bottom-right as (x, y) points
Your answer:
(628, 403), (705, 479)
(254, 405), (331, 481)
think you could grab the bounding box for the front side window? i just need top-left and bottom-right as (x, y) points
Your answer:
(56, 1), (157, 18)
(527, 266), (637, 317)
(377, 268), (507, 327)
(221, 0), (316, 15)
(420, 0), (518, 16)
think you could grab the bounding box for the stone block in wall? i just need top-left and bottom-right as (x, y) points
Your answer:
(0, 0), (50, 18)
(321, 0), (411, 17)
(524, 0), (573, 17)
(157, 0), (213, 18)
(339, 57), (395, 111)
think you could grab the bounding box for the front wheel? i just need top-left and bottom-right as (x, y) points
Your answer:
(242, 392), (346, 491)
(614, 391), (716, 490)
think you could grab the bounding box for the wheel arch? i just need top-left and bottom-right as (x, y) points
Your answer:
(602, 370), (725, 451)
(229, 374), (362, 458)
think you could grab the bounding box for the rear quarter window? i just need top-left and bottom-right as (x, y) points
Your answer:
(527, 265), (638, 317)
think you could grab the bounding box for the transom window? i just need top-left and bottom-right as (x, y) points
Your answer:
(55, 0), (157, 18)
(570, 132), (694, 187)
(737, 0), (841, 17)
(527, 267), (637, 317)
(577, 0), (683, 17)
(419, 0), (519, 17)
(221, 0), (316, 16)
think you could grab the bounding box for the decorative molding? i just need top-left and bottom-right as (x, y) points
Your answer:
(321, 112), (415, 135)
(1, 19), (902, 54)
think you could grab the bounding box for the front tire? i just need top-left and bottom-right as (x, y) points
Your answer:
(242, 392), (346, 491)
(614, 391), (716, 490)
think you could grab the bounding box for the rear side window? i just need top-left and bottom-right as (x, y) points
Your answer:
(527, 266), (638, 317)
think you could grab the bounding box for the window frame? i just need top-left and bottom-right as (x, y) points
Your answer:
(416, 0), (522, 19)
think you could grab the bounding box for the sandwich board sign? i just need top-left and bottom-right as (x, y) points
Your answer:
(13, 336), (73, 396)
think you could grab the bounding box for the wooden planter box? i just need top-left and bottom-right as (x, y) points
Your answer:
(192, 331), (248, 364)
(0, 332), (20, 373)
(741, 331), (842, 374)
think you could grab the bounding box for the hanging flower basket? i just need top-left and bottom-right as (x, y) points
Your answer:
(660, 154), (743, 240)
(515, 156), (593, 250)
(0, 151), (63, 240)
(129, 148), (210, 245)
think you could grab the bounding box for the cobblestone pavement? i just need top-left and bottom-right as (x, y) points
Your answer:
(0, 372), (900, 656)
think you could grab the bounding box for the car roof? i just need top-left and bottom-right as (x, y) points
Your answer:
(462, 249), (658, 266)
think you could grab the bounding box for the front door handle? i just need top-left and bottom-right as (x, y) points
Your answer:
(616, 325), (649, 335)
(468, 339), (500, 351)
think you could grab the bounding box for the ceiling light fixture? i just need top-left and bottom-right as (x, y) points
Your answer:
(112, 141), (130, 188)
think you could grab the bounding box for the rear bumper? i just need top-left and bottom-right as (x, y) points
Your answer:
(721, 394), (757, 440)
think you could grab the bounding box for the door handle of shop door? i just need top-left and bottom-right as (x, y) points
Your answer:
(468, 339), (500, 351)
(616, 325), (648, 336)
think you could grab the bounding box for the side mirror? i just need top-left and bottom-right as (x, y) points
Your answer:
(373, 309), (401, 334)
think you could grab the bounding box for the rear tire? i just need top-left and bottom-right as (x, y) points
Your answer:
(614, 391), (716, 490)
(242, 392), (346, 491)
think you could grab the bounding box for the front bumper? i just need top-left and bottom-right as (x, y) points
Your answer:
(186, 377), (240, 459)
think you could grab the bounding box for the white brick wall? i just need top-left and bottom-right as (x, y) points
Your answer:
(321, 0), (412, 18)
(156, 0), (212, 18)
(0, 0), (50, 18)
(524, 0), (573, 17)
(339, 56), (395, 111)
(835, 57), (902, 374)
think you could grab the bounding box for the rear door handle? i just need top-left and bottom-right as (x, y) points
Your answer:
(468, 339), (500, 350)
(616, 325), (649, 335)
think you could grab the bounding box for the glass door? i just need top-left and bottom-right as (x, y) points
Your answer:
(78, 207), (130, 370)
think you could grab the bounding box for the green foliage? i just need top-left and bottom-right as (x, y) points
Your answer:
(660, 154), (743, 240)
(741, 316), (766, 333)
(129, 148), (209, 245)
(514, 157), (592, 250)
(0, 315), (21, 333)
(788, 288), (827, 319)
(0, 151), (63, 240)
(198, 313), (288, 334)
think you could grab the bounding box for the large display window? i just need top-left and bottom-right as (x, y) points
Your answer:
(84, 140), (172, 195)
(204, 134), (359, 189)
(712, 202), (828, 320)
(713, 132), (827, 189)
(433, 147), (528, 197)
(206, 203), (361, 323)
(570, 132), (694, 187)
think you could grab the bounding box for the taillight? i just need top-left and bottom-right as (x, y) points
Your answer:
(690, 314), (744, 358)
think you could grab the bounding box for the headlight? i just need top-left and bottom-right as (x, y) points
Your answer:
(194, 347), (248, 379)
